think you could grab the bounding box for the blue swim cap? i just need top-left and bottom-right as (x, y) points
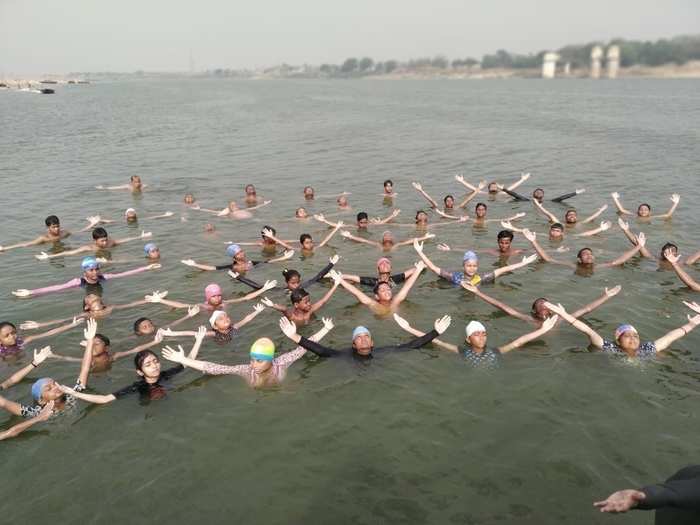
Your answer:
(31, 378), (51, 401)
(352, 326), (371, 341)
(81, 256), (100, 270)
(226, 244), (242, 257)
(463, 250), (478, 262)
(143, 242), (157, 255)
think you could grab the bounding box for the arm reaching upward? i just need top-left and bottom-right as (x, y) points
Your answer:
(499, 315), (559, 353)
(331, 270), (378, 308)
(262, 228), (294, 251)
(308, 278), (341, 314)
(413, 239), (451, 279)
(454, 175), (485, 194)
(266, 250), (295, 264)
(522, 229), (566, 265)
(317, 221), (344, 248)
(340, 230), (382, 249)
(544, 302), (604, 348)
(313, 213), (340, 228)
(391, 261), (425, 307)
(652, 194), (680, 219)
(457, 182), (484, 208)
(532, 199), (559, 223)
(617, 218), (653, 258)
(224, 280), (277, 304)
(574, 221), (611, 238)
(393, 313), (458, 352)
(611, 192), (632, 215)
(412, 182), (439, 209)
(570, 285), (621, 319)
(551, 189), (583, 203)
(232, 303), (265, 330)
(492, 254), (537, 279)
(0, 402), (54, 440)
(500, 220), (526, 234)
(601, 232), (645, 268)
(664, 250), (700, 291)
(1, 346), (53, 390)
(461, 283), (531, 322)
(506, 172), (530, 192)
(370, 209), (401, 225)
(653, 313), (700, 352)
(580, 204), (608, 224)
(23, 317), (84, 344)
(260, 297), (288, 314)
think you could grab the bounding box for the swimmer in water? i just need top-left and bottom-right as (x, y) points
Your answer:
(438, 230), (525, 259)
(181, 244), (293, 274)
(160, 318), (334, 389)
(95, 175), (147, 193)
(503, 184), (584, 204)
(89, 208), (174, 225)
(244, 184), (259, 205)
(299, 223), (344, 256)
(0, 345), (55, 440)
(340, 229), (435, 252)
(382, 179), (397, 198)
(412, 181), (480, 211)
(228, 226), (296, 253)
(533, 199), (608, 227)
(34, 226), (152, 260)
(261, 272), (342, 326)
(147, 281), (276, 313)
(455, 172), (530, 198)
(162, 306), (265, 345)
(0, 215), (97, 253)
(1, 317), (83, 358)
(336, 195), (351, 210)
(183, 194), (196, 205)
(280, 255), (339, 292)
(544, 301), (700, 359)
(434, 202), (526, 225)
(194, 199), (271, 219)
(12, 256), (161, 298)
(392, 314), (559, 368)
(414, 238), (537, 286)
(522, 228), (646, 274)
(340, 256), (418, 289)
(130, 303), (200, 337)
(461, 283), (621, 326)
(611, 192), (680, 219)
(295, 207), (309, 219)
(314, 210), (400, 230)
(618, 218), (699, 270)
(330, 263), (425, 316)
(60, 329), (206, 404)
(663, 249), (700, 291)
(282, 313), (450, 360)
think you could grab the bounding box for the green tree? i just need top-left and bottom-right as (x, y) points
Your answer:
(341, 58), (358, 73)
(359, 57), (374, 72)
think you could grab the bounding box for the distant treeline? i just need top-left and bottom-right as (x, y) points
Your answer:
(204, 34), (700, 77)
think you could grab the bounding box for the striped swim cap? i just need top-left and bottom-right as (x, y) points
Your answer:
(250, 337), (275, 361)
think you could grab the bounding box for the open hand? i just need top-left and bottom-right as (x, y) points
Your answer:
(279, 316), (297, 339)
(263, 280), (277, 291)
(340, 230), (352, 238)
(541, 315), (559, 331)
(671, 193), (680, 204)
(35, 252), (50, 261)
(261, 297), (274, 307)
(195, 325), (207, 341)
(617, 217), (629, 230)
(37, 400), (55, 420)
(253, 303), (265, 313)
(20, 321), (40, 330)
(187, 305), (200, 317)
(413, 239), (424, 252)
(321, 317), (334, 331)
(84, 318), (97, 340)
(329, 254), (340, 265)
(412, 182), (422, 191)
(683, 300), (700, 315)
(522, 254), (537, 265)
(434, 315), (452, 334)
(600, 220), (611, 231)
(593, 489), (645, 513)
(33, 346), (53, 365)
(162, 345), (185, 363)
(393, 313), (411, 331)
(162, 211), (174, 217)
(605, 285), (622, 297)
(146, 263), (162, 270)
(12, 289), (32, 298)
(140, 231), (152, 239)
(437, 243), (451, 251)
(522, 229), (536, 242)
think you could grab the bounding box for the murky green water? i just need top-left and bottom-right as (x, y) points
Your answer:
(1, 78), (699, 524)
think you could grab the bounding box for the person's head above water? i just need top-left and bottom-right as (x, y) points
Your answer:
(45, 215), (60, 235)
(337, 195), (349, 207)
(209, 310), (231, 332)
(356, 212), (369, 229)
(303, 186), (314, 200)
(134, 317), (155, 335)
(465, 320), (487, 349)
(614, 324), (640, 352)
(226, 244), (244, 261)
(577, 247), (594, 265)
(462, 250), (479, 276)
(31, 377), (63, 405)
(204, 223), (215, 233)
(550, 223), (564, 240)
(134, 350), (161, 380)
(474, 202), (487, 218)
(381, 231), (394, 246)
(497, 230), (514, 253)
(637, 203), (651, 217)
(532, 188), (545, 202)
(531, 298), (552, 320)
(0, 321), (19, 348)
(205, 283), (223, 306)
(299, 233), (314, 251)
(443, 195), (455, 208)
(130, 175), (143, 189)
(295, 207), (308, 219)
(373, 281), (393, 303)
(261, 225), (276, 243)
(250, 337), (275, 374)
(282, 268), (302, 290)
(92, 227), (109, 248)
(351, 326), (374, 355)
(565, 209), (578, 224)
(660, 242), (679, 261)
(383, 179), (393, 194)
(245, 184), (256, 196)
(415, 210), (428, 224)
(143, 242), (160, 260)
(81, 256), (102, 283)
(125, 208), (138, 222)
(83, 293), (105, 312)
(376, 257), (392, 276)
(487, 182), (499, 194)
(290, 288), (312, 311)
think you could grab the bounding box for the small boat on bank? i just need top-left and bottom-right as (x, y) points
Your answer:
(39, 88), (55, 94)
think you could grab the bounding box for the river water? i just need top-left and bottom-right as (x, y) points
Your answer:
(1, 78), (699, 524)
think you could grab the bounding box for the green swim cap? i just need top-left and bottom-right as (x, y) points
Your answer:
(250, 337), (275, 361)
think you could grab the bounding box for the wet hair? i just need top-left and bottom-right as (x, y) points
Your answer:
(282, 268), (301, 283)
(130, 175), (139, 182)
(0, 321), (17, 332)
(531, 297), (548, 315)
(444, 195), (454, 204)
(475, 202), (487, 211)
(357, 212), (368, 222)
(299, 233), (312, 244)
(497, 230), (514, 241)
(134, 350), (157, 371)
(577, 247), (593, 260)
(660, 242), (679, 260)
(638, 203), (651, 213)
(245, 184), (255, 192)
(133, 317), (151, 334)
(92, 227), (108, 240)
(383, 179), (393, 187)
(303, 186), (314, 193)
(45, 215), (60, 227)
(262, 225), (276, 236)
(550, 222), (564, 231)
(95, 333), (111, 347)
(290, 288), (309, 305)
(415, 210), (428, 221)
(373, 281), (391, 295)
(533, 188), (544, 195)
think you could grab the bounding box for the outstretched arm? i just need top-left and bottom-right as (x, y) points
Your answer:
(686, 249), (700, 266)
(181, 259), (217, 271)
(340, 231), (382, 249)
(611, 192), (632, 215)
(493, 254), (537, 279)
(499, 315), (559, 353)
(0, 236), (46, 251)
(532, 199), (559, 223)
(502, 188), (530, 202)
(454, 175), (486, 194)
(457, 184), (483, 208)
(104, 264), (160, 280)
(232, 303), (265, 330)
(260, 297), (288, 313)
(224, 279), (277, 304)
(95, 184), (130, 190)
(77, 319), (98, 388)
(580, 204), (608, 225)
(266, 250), (295, 264)
(143, 211), (175, 220)
(309, 280), (341, 314)
(664, 250), (700, 291)
(432, 208), (469, 221)
(570, 286), (621, 319)
(0, 403), (53, 440)
(369, 209), (401, 225)
(112, 332), (164, 360)
(413, 239), (451, 279)
(111, 231), (152, 246)
(394, 232), (436, 248)
(312, 213), (341, 228)
(318, 222), (344, 248)
(393, 313), (458, 352)
(262, 228), (294, 251)
(602, 232), (645, 268)
(412, 182), (439, 209)
(653, 314), (700, 352)
(331, 270), (378, 308)
(246, 200), (272, 212)
(22, 317), (84, 344)
(574, 221), (611, 238)
(652, 194), (680, 219)
(391, 262), (425, 307)
(461, 283), (531, 322)
(544, 302), (604, 348)
(12, 277), (82, 298)
(35, 245), (92, 260)
(0, 346), (53, 390)
(551, 189), (583, 203)
(522, 229), (566, 265)
(506, 172), (530, 192)
(617, 218), (653, 258)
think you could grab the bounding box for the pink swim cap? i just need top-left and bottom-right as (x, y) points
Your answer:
(376, 257), (391, 269)
(205, 283), (222, 301)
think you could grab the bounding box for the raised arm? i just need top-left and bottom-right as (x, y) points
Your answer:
(187, 326), (208, 360)
(391, 261), (425, 307)
(369, 209), (401, 225)
(460, 283), (531, 322)
(312, 213), (340, 228)
(602, 232), (645, 268)
(454, 175), (485, 194)
(262, 228), (294, 251)
(544, 302), (604, 348)
(574, 221), (611, 238)
(301, 255), (338, 288)
(457, 183), (484, 208)
(611, 192), (632, 215)
(394, 232), (436, 248)
(413, 239), (450, 279)
(522, 229), (565, 265)
(103, 263), (160, 280)
(532, 199), (559, 223)
(551, 189), (583, 203)
(0, 403), (54, 440)
(0, 346), (53, 390)
(653, 313), (700, 352)
(412, 182), (439, 209)
(22, 317), (84, 345)
(112, 331), (164, 360)
(492, 254), (537, 279)
(12, 277), (82, 298)
(340, 230), (382, 248)
(500, 220), (526, 234)
(0, 236), (46, 251)
(617, 218), (653, 258)
(685, 249), (700, 265)
(309, 279), (341, 314)
(317, 222), (344, 248)
(652, 194), (680, 219)
(77, 319), (98, 387)
(331, 270), (378, 308)
(393, 313), (458, 352)
(506, 172), (530, 192)
(232, 303), (265, 330)
(502, 188), (530, 202)
(570, 285), (621, 319)
(280, 317), (338, 357)
(111, 231), (152, 246)
(664, 250), (700, 291)
(181, 259), (217, 271)
(266, 250), (295, 264)
(499, 315), (559, 353)
(432, 208), (468, 221)
(580, 204), (608, 224)
(224, 279), (277, 304)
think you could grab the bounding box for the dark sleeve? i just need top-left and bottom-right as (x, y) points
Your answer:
(551, 191), (577, 203)
(215, 263), (232, 271)
(235, 274), (263, 290)
(160, 365), (185, 381)
(481, 271), (495, 284)
(112, 381), (140, 399)
(301, 262), (334, 289)
(502, 188), (530, 201)
(392, 273), (407, 284)
(298, 336), (338, 358)
(251, 260), (263, 267)
(359, 276), (378, 287)
(638, 466), (700, 511)
(376, 329), (440, 353)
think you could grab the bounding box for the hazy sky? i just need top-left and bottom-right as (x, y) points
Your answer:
(1, 0), (698, 75)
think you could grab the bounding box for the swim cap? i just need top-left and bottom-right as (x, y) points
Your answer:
(143, 242), (157, 255)
(463, 251), (478, 263)
(614, 324), (638, 341)
(31, 378), (51, 401)
(226, 244), (242, 257)
(209, 310), (225, 328)
(376, 257), (391, 269)
(382, 231), (393, 239)
(466, 321), (486, 337)
(352, 326), (371, 341)
(124, 208), (136, 217)
(250, 337), (275, 361)
(81, 256), (100, 271)
(204, 283), (222, 301)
